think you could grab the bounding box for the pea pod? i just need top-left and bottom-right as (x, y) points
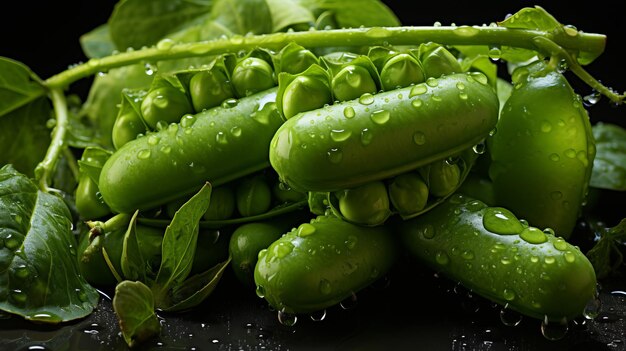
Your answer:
(270, 71), (499, 193)
(394, 193), (597, 322)
(99, 87), (284, 213)
(254, 214), (398, 314)
(487, 60), (596, 238)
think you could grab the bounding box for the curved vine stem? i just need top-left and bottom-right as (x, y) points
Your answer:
(533, 36), (625, 104)
(44, 26), (607, 89)
(35, 88), (69, 192)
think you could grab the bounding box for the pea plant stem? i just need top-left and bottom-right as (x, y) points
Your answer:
(37, 25), (621, 193)
(35, 88), (68, 192)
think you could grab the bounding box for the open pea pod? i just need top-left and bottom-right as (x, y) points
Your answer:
(140, 168), (308, 229)
(224, 49), (276, 98)
(175, 56), (235, 113)
(111, 88), (149, 150)
(139, 73), (194, 129)
(325, 148), (479, 226)
(367, 46), (425, 90)
(276, 63), (333, 119)
(320, 53), (381, 102)
(271, 42), (320, 75)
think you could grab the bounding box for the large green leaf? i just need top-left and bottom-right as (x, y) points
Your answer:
(0, 165), (99, 323)
(0, 57), (47, 118)
(0, 97), (51, 178)
(79, 24), (117, 59)
(297, 0), (400, 28)
(590, 122), (626, 191)
(108, 0), (214, 51)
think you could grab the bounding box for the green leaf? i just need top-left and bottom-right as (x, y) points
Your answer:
(108, 0), (213, 51)
(0, 165), (99, 323)
(112, 280), (161, 348)
(81, 64), (153, 148)
(0, 57), (47, 118)
(79, 24), (117, 59)
(497, 6), (561, 32)
(152, 183), (212, 304)
(297, 0), (400, 28)
(162, 256), (231, 312)
(586, 218), (626, 279)
(590, 122), (626, 191)
(266, 0), (315, 32)
(121, 211), (146, 281)
(0, 97), (51, 179)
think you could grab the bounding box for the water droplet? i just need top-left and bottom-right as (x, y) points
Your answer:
(519, 227), (548, 244)
(345, 235), (358, 249)
(564, 148), (576, 158)
(156, 38), (175, 50)
(563, 24), (578, 36)
(459, 92), (468, 100)
(365, 27), (392, 38)
(454, 25), (480, 36)
(330, 129), (352, 142)
(255, 285), (265, 298)
(216, 131), (228, 144)
(358, 93), (375, 105)
(277, 310), (298, 326)
(222, 98), (239, 108)
(420, 224), (436, 239)
(144, 62), (157, 76)
(11, 289), (27, 304)
(272, 242), (294, 258)
(343, 106), (356, 119)
(137, 149), (151, 159)
(583, 295), (601, 319)
(370, 110), (390, 125)
(488, 127), (497, 137)
(488, 47), (502, 60)
(552, 238), (568, 251)
(160, 145), (172, 154)
(472, 141), (486, 154)
(180, 114), (196, 128)
(500, 303), (523, 326)
(409, 84), (428, 97)
(327, 148), (343, 164)
(339, 293), (358, 310)
(583, 91), (601, 106)
(230, 126), (242, 137)
(483, 207), (524, 235)
(435, 251), (450, 265)
(319, 279), (332, 295)
(15, 265), (30, 279)
(544, 256), (556, 264)
(469, 71), (489, 85)
(309, 309), (327, 321)
(549, 153), (560, 162)
(426, 77), (439, 87)
(297, 223), (316, 237)
(461, 250), (474, 260)
(147, 135), (160, 145)
(413, 131), (426, 145)
(411, 99), (423, 108)
(540, 121), (552, 133)
(540, 317), (569, 341)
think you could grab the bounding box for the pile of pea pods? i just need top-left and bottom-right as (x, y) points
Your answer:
(76, 39), (598, 333)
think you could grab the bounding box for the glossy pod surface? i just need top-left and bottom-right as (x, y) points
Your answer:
(99, 88), (283, 213)
(395, 194), (597, 322)
(270, 72), (499, 192)
(254, 214), (398, 314)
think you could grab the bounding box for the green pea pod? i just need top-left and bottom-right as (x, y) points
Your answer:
(414, 43), (462, 79)
(75, 147), (113, 220)
(176, 59), (235, 113)
(254, 214), (398, 315)
(277, 64), (333, 119)
(112, 89), (149, 150)
(270, 72), (499, 193)
(394, 193), (597, 322)
(99, 87), (284, 214)
(487, 60), (595, 238)
(140, 75), (194, 129)
(272, 42), (320, 75)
